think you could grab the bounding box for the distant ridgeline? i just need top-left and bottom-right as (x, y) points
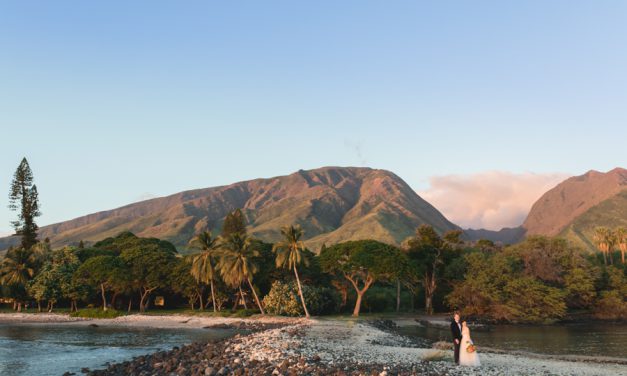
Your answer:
(1, 166), (625, 252)
(465, 168), (627, 251)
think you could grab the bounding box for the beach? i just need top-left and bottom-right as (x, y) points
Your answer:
(3, 313), (623, 375)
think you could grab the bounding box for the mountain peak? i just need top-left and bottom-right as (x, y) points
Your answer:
(0, 166), (458, 252)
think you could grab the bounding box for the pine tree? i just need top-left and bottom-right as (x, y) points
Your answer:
(8, 158), (41, 250)
(221, 209), (247, 237)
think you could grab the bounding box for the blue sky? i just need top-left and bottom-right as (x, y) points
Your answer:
(1, 1), (626, 234)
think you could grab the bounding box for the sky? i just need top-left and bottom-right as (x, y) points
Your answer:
(1, 1), (626, 235)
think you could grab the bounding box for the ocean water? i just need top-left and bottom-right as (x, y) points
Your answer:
(0, 323), (236, 376)
(398, 322), (627, 360)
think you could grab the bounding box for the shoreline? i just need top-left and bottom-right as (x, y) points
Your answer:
(2, 313), (626, 375)
(0, 312), (301, 330)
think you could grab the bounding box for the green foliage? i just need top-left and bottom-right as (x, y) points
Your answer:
(0, 247), (36, 286)
(320, 239), (405, 316)
(169, 257), (202, 310)
(74, 247), (118, 263)
(120, 245), (176, 312)
(502, 277), (567, 323)
(405, 225), (464, 314)
(447, 236), (590, 323)
(221, 209), (247, 238)
(263, 281), (340, 316)
(8, 157), (41, 250)
(94, 232), (177, 255)
(262, 281), (302, 316)
(594, 291), (627, 320)
(70, 308), (125, 318)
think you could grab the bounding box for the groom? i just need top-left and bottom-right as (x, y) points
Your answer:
(450, 311), (462, 364)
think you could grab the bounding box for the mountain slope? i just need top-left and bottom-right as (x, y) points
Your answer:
(0, 167), (459, 252)
(522, 167), (627, 250)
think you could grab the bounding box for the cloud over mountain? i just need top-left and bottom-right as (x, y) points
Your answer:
(419, 171), (569, 230)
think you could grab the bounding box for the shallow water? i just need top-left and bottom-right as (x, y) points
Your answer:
(398, 322), (627, 360)
(0, 323), (236, 376)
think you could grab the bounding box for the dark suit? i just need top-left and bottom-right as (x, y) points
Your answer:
(450, 320), (462, 364)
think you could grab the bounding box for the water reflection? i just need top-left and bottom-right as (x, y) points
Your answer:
(0, 324), (236, 376)
(398, 323), (627, 359)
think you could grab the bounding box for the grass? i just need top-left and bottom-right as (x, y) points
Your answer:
(422, 350), (449, 362)
(70, 308), (126, 319)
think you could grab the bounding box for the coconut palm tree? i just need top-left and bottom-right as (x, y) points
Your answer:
(593, 227), (614, 265)
(188, 231), (221, 312)
(615, 227), (627, 264)
(217, 233), (265, 314)
(0, 247), (36, 311)
(273, 224), (311, 318)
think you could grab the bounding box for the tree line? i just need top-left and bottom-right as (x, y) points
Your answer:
(1, 158), (626, 322)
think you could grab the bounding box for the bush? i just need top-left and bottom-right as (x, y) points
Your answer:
(70, 308), (126, 318)
(594, 291), (627, 320)
(423, 350), (448, 362)
(263, 281), (341, 316)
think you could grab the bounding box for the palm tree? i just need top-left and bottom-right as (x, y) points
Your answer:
(615, 227), (627, 264)
(217, 233), (265, 314)
(593, 227), (614, 265)
(273, 225), (310, 318)
(0, 248), (36, 311)
(189, 231), (221, 312)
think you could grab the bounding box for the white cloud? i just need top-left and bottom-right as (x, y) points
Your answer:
(418, 171), (569, 230)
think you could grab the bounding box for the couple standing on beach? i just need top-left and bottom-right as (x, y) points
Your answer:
(450, 311), (481, 367)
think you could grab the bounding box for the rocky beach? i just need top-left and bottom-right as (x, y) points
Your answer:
(19, 314), (621, 376)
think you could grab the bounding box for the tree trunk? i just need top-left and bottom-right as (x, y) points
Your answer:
(111, 292), (119, 310)
(127, 298), (132, 313)
(210, 279), (217, 312)
(353, 291), (364, 316)
(425, 295), (433, 315)
(100, 283), (108, 311)
(199, 292), (204, 311)
(247, 278), (265, 315)
(140, 289), (151, 313)
(238, 284), (248, 309)
(37, 300), (42, 312)
(48, 301), (54, 312)
(17, 302), (22, 312)
(424, 271), (437, 315)
(294, 266), (310, 318)
(396, 279), (401, 313)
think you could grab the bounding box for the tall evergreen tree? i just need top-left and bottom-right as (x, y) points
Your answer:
(221, 209), (247, 237)
(8, 158), (41, 249)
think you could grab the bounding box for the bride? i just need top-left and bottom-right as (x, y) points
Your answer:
(459, 321), (480, 366)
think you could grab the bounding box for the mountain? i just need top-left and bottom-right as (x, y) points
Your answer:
(0, 167), (459, 252)
(463, 226), (526, 245)
(523, 167), (627, 250)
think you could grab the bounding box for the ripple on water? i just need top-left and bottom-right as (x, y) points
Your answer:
(0, 324), (236, 376)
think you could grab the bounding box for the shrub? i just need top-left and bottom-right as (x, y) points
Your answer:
(423, 350), (448, 362)
(70, 308), (125, 319)
(594, 291), (627, 320)
(432, 341), (453, 350)
(263, 281), (341, 316)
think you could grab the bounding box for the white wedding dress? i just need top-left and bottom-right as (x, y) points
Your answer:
(459, 326), (480, 366)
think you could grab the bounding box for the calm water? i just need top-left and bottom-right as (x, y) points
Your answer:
(0, 324), (237, 376)
(398, 322), (627, 360)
